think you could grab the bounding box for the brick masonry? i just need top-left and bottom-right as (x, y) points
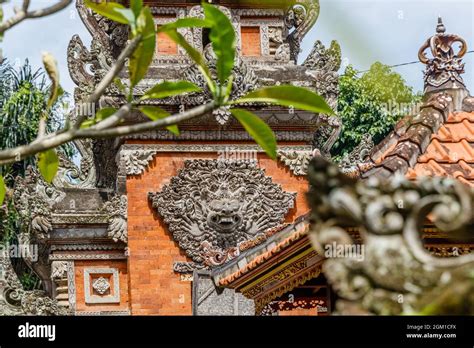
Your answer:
(125, 142), (310, 315)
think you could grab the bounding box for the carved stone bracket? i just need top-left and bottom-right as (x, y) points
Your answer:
(102, 195), (128, 243)
(278, 149), (313, 176)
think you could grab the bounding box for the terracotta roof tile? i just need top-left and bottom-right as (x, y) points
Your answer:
(363, 93), (474, 186)
(218, 223), (309, 287)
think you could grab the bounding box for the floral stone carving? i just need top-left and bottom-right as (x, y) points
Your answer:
(149, 160), (296, 265)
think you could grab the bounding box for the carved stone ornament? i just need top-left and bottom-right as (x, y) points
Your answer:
(102, 195), (128, 243)
(120, 149), (157, 176)
(92, 277), (111, 295)
(149, 160), (296, 265)
(0, 255), (69, 315)
(13, 167), (66, 239)
(284, 0), (320, 62)
(307, 157), (474, 315)
(418, 17), (468, 93)
(278, 149), (313, 176)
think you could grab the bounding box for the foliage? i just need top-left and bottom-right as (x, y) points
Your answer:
(0, 59), (73, 184)
(332, 62), (422, 160)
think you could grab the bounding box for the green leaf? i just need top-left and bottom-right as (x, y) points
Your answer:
(139, 106), (179, 135)
(233, 85), (335, 115)
(130, 0), (143, 18)
(42, 52), (60, 109)
(96, 107), (117, 121)
(202, 3), (236, 85)
(114, 78), (128, 94)
(84, 0), (130, 25)
(230, 108), (277, 160)
(129, 7), (156, 87)
(162, 29), (215, 95)
(141, 81), (201, 100)
(0, 174), (5, 206)
(157, 18), (212, 32)
(38, 149), (59, 184)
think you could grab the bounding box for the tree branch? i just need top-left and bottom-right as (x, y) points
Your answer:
(0, 0), (72, 35)
(0, 102), (216, 165)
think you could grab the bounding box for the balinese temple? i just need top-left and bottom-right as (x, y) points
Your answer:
(0, 0), (472, 316)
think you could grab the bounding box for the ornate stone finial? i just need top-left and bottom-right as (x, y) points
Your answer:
(418, 17), (468, 93)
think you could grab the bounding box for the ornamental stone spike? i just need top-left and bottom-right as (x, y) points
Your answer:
(418, 17), (468, 96)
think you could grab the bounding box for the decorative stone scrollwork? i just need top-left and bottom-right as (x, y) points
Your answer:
(307, 157), (474, 315)
(278, 150), (313, 176)
(418, 17), (468, 93)
(102, 196), (128, 243)
(284, 0), (320, 62)
(0, 256), (69, 315)
(149, 160), (296, 265)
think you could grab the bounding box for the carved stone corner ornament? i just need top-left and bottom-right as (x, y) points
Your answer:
(103, 195), (128, 243)
(120, 149), (157, 176)
(278, 149), (313, 176)
(418, 17), (468, 93)
(149, 160), (296, 266)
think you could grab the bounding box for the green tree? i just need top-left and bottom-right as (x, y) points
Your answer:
(0, 59), (73, 183)
(332, 62), (422, 159)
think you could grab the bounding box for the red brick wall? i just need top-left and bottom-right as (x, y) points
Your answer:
(126, 144), (310, 315)
(241, 26), (261, 56)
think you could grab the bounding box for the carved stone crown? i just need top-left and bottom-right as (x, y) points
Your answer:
(418, 17), (468, 93)
(148, 159), (296, 265)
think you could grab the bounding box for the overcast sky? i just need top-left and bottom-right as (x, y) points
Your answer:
(1, 0), (473, 96)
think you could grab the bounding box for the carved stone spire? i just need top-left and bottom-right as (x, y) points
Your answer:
(418, 17), (468, 93)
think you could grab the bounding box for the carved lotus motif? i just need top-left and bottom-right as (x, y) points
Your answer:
(149, 160), (296, 264)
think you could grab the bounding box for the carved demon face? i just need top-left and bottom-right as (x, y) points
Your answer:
(149, 160), (296, 264)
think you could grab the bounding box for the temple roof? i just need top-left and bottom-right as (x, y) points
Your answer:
(362, 96), (474, 186)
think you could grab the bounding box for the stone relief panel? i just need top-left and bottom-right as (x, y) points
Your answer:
(148, 160), (296, 266)
(84, 268), (120, 304)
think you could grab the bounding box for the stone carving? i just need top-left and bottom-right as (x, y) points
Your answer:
(53, 139), (97, 189)
(102, 195), (128, 243)
(181, 45), (258, 125)
(84, 268), (120, 304)
(418, 17), (468, 92)
(92, 277), (111, 295)
(120, 149), (157, 176)
(149, 160), (296, 265)
(278, 150), (313, 176)
(307, 157), (474, 315)
(284, 0), (320, 62)
(13, 167), (66, 239)
(0, 255), (69, 315)
(339, 134), (374, 176)
(303, 40), (342, 72)
(51, 261), (68, 281)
